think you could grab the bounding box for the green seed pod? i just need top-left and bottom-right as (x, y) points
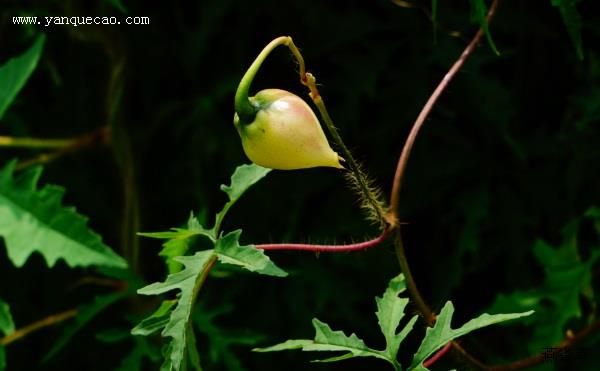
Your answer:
(234, 37), (341, 170)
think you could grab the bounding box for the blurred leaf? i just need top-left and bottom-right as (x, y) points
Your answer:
(375, 273), (418, 366)
(0, 34), (45, 120)
(488, 211), (600, 352)
(213, 164), (271, 233)
(116, 336), (161, 371)
(43, 291), (128, 362)
(186, 324), (202, 371)
(469, 0), (500, 55)
(0, 299), (15, 336)
(105, 0), (128, 14)
(410, 301), (533, 370)
(551, 0), (584, 59)
(0, 161), (128, 269)
(194, 304), (265, 371)
(137, 250), (215, 371)
(214, 230), (287, 277)
(131, 300), (177, 336)
(0, 346), (5, 371)
(432, 0), (438, 40)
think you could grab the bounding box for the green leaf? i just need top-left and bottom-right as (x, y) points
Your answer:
(0, 299), (15, 336)
(131, 300), (177, 336)
(410, 301), (533, 369)
(43, 291), (128, 362)
(0, 35), (45, 120)
(213, 164), (271, 233)
(0, 346), (5, 371)
(255, 318), (388, 364)
(469, 0), (500, 55)
(0, 161), (127, 269)
(375, 274), (418, 365)
(214, 230), (287, 277)
(137, 250), (215, 371)
(488, 213), (600, 353)
(139, 214), (214, 273)
(551, 0), (584, 60)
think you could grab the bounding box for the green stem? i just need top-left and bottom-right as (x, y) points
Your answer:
(0, 136), (75, 149)
(234, 36), (293, 124)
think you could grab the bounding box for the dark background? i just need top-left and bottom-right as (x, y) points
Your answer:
(1, 0), (599, 370)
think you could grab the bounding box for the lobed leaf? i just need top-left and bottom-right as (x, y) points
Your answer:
(0, 35), (45, 120)
(0, 161), (127, 269)
(131, 300), (177, 336)
(375, 273), (417, 364)
(410, 301), (533, 369)
(213, 164), (271, 233)
(139, 214), (214, 273)
(255, 318), (387, 364)
(137, 250), (215, 371)
(214, 230), (287, 277)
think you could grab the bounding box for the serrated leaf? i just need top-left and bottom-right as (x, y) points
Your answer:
(469, 0), (499, 55)
(131, 300), (177, 336)
(213, 164), (271, 233)
(139, 213), (214, 273)
(0, 35), (45, 120)
(410, 301), (533, 369)
(214, 230), (287, 277)
(137, 250), (215, 371)
(0, 299), (15, 336)
(0, 161), (127, 269)
(255, 318), (387, 364)
(551, 0), (584, 60)
(375, 274), (417, 365)
(43, 291), (128, 362)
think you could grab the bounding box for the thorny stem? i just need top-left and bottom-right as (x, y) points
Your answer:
(0, 309), (77, 346)
(257, 229), (391, 252)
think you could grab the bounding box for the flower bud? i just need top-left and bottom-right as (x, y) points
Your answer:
(234, 89), (342, 170)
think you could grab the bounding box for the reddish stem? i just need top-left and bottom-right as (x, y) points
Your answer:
(256, 229), (391, 252)
(423, 341), (453, 369)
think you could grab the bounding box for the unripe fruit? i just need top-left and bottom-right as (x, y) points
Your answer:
(234, 36), (342, 170)
(234, 89), (342, 170)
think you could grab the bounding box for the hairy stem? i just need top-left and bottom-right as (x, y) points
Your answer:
(257, 229), (391, 252)
(303, 73), (389, 229)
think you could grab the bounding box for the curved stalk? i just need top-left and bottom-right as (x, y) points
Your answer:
(234, 36), (293, 124)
